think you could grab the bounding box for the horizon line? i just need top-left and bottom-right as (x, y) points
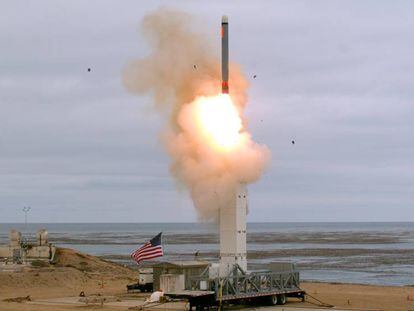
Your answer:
(1, 221), (413, 224)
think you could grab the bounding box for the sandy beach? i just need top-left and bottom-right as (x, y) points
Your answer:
(1, 247), (413, 311)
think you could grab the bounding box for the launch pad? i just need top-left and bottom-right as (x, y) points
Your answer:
(162, 182), (303, 308)
(169, 181), (303, 308)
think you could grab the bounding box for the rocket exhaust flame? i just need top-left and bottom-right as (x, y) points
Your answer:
(123, 9), (270, 220)
(193, 94), (242, 151)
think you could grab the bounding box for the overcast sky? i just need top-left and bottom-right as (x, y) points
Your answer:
(1, 1), (413, 222)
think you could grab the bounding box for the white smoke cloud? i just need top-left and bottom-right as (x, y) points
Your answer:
(123, 8), (270, 220)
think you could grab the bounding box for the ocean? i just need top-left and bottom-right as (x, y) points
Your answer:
(1, 222), (413, 286)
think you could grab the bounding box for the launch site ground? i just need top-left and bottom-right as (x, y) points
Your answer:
(4, 291), (414, 311)
(22, 297), (381, 311)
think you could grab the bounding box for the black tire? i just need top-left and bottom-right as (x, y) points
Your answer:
(277, 294), (286, 305)
(268, 295), (278, 305)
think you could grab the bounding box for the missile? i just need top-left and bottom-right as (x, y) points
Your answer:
(221, 15), (229, 94)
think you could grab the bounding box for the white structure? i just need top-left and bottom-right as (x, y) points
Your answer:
(219, 184), (248, 276)
(0, 229), (56, 263)
(160, 274), (185, 293)
(9, 230), (21, 247)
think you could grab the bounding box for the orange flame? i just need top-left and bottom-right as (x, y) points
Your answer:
(194, 94), (244, 151)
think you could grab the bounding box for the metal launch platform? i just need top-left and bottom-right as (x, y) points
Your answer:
(162, 174), (304, 309)
(165, 264), (304, 309)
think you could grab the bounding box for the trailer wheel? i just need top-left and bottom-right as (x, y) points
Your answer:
(268, 295), (278, 305)
(277, 294), (286, 305)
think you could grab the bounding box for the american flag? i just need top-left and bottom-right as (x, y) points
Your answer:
(131, 232), (163, 264)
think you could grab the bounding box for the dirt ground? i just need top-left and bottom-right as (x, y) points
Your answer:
(0, 248), (136, 310)
(301, 282), (414, 311)
(1, 248), (413, 311)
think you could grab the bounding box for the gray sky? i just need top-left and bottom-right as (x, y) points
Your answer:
(1, 1), (413, 222)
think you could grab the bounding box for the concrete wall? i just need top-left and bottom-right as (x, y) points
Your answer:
(0, 229), (55, 262)
(26, 245), (52, 259)
(153, 263), (209, 291)
(159, 274), (185, 292)
(0, 245), (55, 261)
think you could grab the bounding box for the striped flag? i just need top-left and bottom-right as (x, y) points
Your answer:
(131, 232), (163, 264)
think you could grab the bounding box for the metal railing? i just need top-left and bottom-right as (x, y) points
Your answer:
(188, 265), (300, 300)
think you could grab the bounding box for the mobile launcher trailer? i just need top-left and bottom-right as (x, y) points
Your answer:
(164, 183), (305, 309)
(165, 263), (305, 310)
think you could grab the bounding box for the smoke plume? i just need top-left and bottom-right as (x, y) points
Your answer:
(123, 9), (270, 220)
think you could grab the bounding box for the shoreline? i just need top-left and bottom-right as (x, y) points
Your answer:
(303, 280), (414, 288)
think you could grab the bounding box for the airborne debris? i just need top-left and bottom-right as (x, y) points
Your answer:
(193, 64), (197, 69)
(87, 68), (91, 72)
(292, 140), (295, 145)
(253, 75), (257, 79)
